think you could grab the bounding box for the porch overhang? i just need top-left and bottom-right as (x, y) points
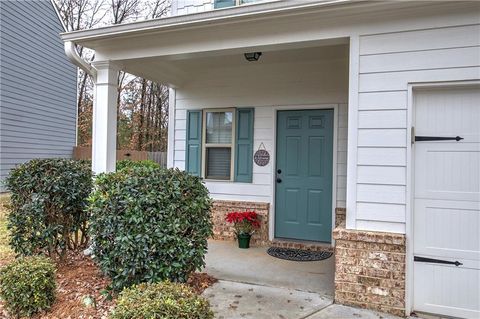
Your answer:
(60, 0), (450, 87)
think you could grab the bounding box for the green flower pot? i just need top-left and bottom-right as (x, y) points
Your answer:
(237, 233), (251, 249)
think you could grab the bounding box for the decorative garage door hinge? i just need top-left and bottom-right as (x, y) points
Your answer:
(411, 127), (463, 144)
(414, 256), (463, 267)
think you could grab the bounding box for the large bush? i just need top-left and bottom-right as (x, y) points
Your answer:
(0, 256), (56, 317)
(116, 159), (160, 171)
(110, 282), (214, 319)
(88, 167), (212, 291)
(5, 158), (92, 257)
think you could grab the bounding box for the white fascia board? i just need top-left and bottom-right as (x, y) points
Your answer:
(60, 0), (365, 44)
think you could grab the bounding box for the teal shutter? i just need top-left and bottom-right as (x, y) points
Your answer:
(214, 0), (236, 9)
(234, 108), (254, 182)
(186, 110), (202, 176)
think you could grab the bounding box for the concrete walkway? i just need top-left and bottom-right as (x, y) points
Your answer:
(203, 280), (331, 319)
(203, 280), (403, 319)
(202, 240), (403, 319)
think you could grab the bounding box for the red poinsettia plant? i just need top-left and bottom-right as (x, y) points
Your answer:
(225, 211), (260, 235)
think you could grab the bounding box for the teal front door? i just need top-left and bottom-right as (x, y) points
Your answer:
(275, 109), (334, 242)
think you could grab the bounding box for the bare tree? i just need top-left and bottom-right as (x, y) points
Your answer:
(55, 0), (171, 151)
(54, 0), (108, 146)
(147, 0), (169, 19)
(111, 0), (140, 24)
(56, 0), (107, 34)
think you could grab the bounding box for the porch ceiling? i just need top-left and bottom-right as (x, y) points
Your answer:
(117, 41), (349, 87)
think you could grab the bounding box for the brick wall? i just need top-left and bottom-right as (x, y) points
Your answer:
(333, 225), (406, 317)
(211, 201), (346, 248)
(211, 200), (269, 245)
(335, 207), (346, 227)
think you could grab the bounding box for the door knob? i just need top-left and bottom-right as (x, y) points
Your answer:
(276, 178), (282, 183)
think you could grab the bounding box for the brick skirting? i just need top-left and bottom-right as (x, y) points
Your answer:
(211, 200), (270, 246)
(333, 225), (406, 317)
(335, 207), (346, 227)
(270, 239), (334, 252)
(211, 200), (346, 249)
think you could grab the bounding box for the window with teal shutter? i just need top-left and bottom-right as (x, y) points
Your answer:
(234, 108), (254, 183)
(214, 0), (235, 9)
(186, 108), (254, 182)
(186, 110), (202, 176)
(204, 110), (234, 180)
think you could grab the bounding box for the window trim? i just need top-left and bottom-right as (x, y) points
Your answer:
(214, 0), (267, 9)
(201, 108), (236, 181)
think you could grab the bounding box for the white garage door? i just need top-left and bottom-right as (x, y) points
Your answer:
(413, 86), (480, 319)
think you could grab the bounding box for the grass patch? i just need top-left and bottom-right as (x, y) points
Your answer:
(0, 194), (14, 265)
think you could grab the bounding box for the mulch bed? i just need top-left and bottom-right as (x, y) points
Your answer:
(0, 252), (217, 319)
(187, 272), (218, 295)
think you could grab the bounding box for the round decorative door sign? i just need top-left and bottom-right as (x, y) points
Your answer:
(254, 143), (270, 166)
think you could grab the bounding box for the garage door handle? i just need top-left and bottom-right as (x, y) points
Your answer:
(414, 256), (463, 267)
(415, 136), (463, 142)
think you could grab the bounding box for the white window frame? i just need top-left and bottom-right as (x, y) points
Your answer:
(201, 108), (236, 181)
(236, 0), (256, 5)
(215, 0), (268, 8)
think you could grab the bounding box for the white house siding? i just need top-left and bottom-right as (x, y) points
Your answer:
(172, 0), (213, 16)
(172, 47), (349, 207)
(0, 1), (77, 192)
(353, 24), (480, 233)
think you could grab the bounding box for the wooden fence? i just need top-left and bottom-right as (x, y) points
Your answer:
(73, 147), (167, 167)
(147, 151), (167, 167)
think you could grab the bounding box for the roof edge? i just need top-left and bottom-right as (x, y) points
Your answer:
(60, 0), (362, 43)
(50, 0), (67, 32)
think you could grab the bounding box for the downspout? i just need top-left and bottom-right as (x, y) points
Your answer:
(64, 41), (97, 79)
(64, 41), (97, 161)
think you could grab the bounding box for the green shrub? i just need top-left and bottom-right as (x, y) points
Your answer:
(88, 167), (212, 291)
(110, 282), (214, 319)
(116, 159), (160, 171)
(5, 158), (92, 257)
(0, 256), (56, 317)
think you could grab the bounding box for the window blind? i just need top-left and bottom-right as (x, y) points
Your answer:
(206, 147), (231, 180)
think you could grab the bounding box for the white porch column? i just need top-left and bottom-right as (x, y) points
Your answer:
(91, 61), (119, 174)
(346, 35), (360, 230)
(167, 87), (176, 168)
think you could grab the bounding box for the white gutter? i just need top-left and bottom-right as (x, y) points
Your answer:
(64, 41), (97, 79)
(61, 0), (359, 43)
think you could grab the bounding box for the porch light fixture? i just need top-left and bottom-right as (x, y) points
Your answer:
(244, 52), (262, 62)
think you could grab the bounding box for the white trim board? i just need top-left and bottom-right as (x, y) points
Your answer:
(346, 35), (359, 230)
(167, 87), (176, 168)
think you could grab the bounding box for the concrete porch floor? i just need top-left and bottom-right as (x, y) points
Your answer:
(204, 240), (335, 297)
(202, 240), (403, 319)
